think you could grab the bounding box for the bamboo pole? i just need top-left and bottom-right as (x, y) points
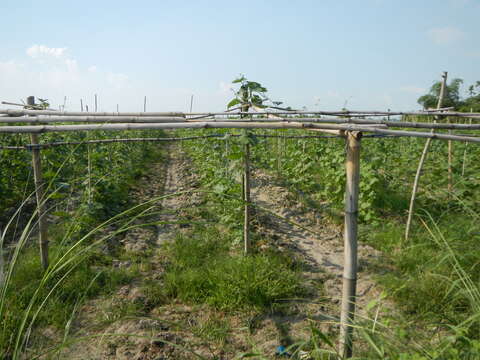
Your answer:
(27, 96), (49, 270)
(2, 115), (480, 131)
(0, 116), (186, 124)
(339, 131), (361, 358)
(3, 108), (480, 118)
(405, 72), (447, 244)
(0, 122), (479, 144)
(243, 139), (251, 255)
(242, 104), (251, 255)
(1, 109), (185, 117)
(144, 96), (147, 112)
(448, 117), (453, 194)
(461, 116), (473, 176)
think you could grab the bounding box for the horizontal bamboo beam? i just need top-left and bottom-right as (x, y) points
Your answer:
(1, 109), (186, 117)
(0, 116), (186, 124)
(0, 101), (51, 110)
(3, 116), (480, 131)
(2, 108), (480, 118)
(256, 106), (343, 136)
(365, 127), (480, 143)
(0, 121), (478, 143)
(0, 121), (388, 134)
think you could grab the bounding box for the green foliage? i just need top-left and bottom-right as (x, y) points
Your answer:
(228, 75), (287, 110)
(418, 78), (463, 109)
(417, 76), (480, 111)
(163, 227), (303, 311)
(0, 130), (165, 357)
(0, 130), (164, 235)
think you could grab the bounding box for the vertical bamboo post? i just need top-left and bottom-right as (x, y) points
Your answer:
(144, 96), (147, 112)
(405, 72), (447, 243)
(94, 94), (98, 112)
(80, 99), (84, 112)
(461, 115), (472, 176)
(339, 131), (361, 358)
(27, 96), (49, 270)
(242, 104), (251, 255)
(448, 119), (453, 195)
(243, 140), (251, 255)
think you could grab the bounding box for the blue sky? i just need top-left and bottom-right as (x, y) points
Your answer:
(0, 0), (478, 112)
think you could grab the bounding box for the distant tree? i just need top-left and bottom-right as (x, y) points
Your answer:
(417, 78), (464, 109)
(459, 83), (480, 112)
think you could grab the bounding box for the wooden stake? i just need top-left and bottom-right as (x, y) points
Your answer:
(243, 141), (251, 255)
(27, 96), (49, 270)
(242, 104), (251, 255)
(461, 115), (472, 176)
(339, 131), (361, 358)
(405, 72), (447, 243)
(448, 120), (453, 195)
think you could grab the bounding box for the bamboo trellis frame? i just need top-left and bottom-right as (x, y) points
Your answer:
(1, 102), (480, 358)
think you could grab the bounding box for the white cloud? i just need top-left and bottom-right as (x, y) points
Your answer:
(26, 45), (67, 59)
(0, 46), (137, 111)
(399, 86), (426, 95)
(427, 26), (465, 45)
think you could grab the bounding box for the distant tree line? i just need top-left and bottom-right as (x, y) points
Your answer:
(418, 78), (480, 112)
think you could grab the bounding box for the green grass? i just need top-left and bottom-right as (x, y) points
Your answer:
(162, 226), (304, 312)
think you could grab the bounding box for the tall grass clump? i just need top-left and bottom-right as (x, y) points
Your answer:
(163, 226), (303, 311)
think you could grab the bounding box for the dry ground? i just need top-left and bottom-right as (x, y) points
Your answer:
(53, 144), (395, 359)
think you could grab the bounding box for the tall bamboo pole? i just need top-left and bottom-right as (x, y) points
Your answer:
(242, 104), (251, 255)
(27, 96), (49, 270)
(243, 140), (251, 255)
(405, 72), (447, 243)
(461, 115), (473, 176)
(448, 123), (453, 195)
(339, 131), (361, 358)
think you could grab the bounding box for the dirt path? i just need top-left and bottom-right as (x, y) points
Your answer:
(251, 169), (388, 318)
(58, 144), (204, 360)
